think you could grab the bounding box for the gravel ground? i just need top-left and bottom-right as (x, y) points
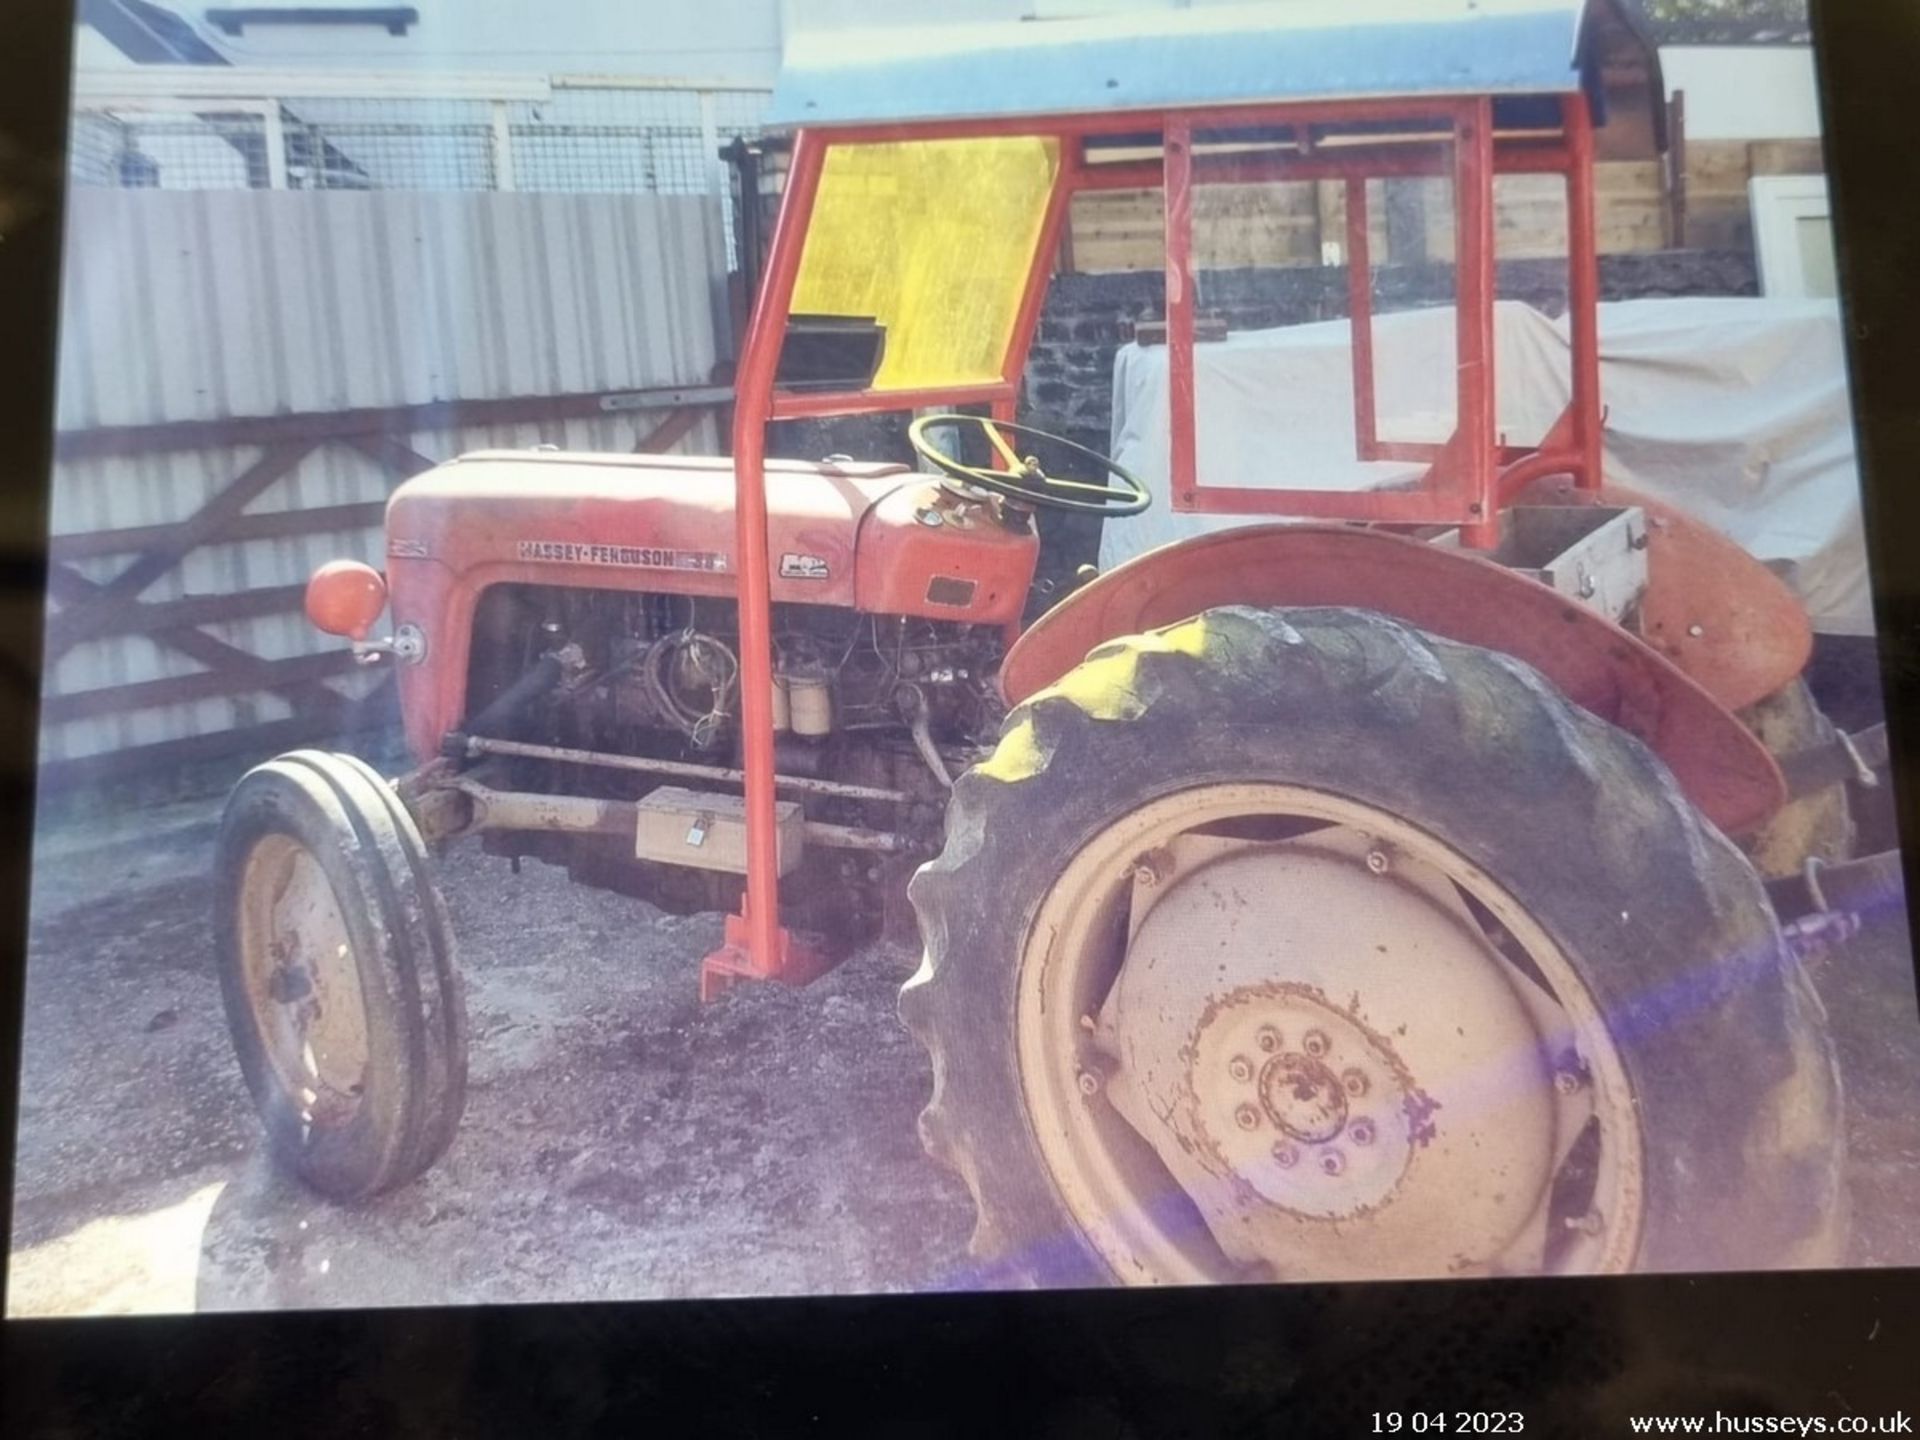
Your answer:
(8, 796), (1920, 1316)
(7, 799), (976, 1314)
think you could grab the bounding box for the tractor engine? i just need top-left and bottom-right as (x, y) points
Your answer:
(461, 583), (1009, 938)
(337, 447), (1045, 947)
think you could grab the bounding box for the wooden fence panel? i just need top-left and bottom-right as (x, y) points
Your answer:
(43, 188), (734, 785)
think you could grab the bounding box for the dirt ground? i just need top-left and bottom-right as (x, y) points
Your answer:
(7, 794), (977, 1314)
(8, 788), (1920, 1317)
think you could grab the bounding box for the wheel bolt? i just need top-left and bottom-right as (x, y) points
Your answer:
(1132, 851), (1169, 888)
(1564, 1208), (1604, 1237)
(1272, 1143), (1299, 1169)
(1228, 1055), (1253, 1082)
(1341, 1068), (1369, 1097)
(1366, 849), (1391, 875)
(1349, 1119), (1375, 1146)
(1076, 1070), (1101, 1096)
(1302, 1029), (1330, 1058)
(1319, 1149), (1346, 1176)
(1256, 1027), (1281, 1053)
(1234, 1104), (1261, 1131)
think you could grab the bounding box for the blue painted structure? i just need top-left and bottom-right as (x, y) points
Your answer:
(768, 1), (1650, 131)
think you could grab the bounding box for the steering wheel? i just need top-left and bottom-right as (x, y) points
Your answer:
(908, 414), (1151, 517)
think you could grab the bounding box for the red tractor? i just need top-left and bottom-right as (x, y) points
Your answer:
(215, 1), (1876, 1285)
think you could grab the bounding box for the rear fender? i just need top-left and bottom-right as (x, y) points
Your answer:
(1516, 475), (1813, 712)
(1000, 523), (1785, 835)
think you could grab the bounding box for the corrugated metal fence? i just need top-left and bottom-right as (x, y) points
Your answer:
(46, 185), (734, 784)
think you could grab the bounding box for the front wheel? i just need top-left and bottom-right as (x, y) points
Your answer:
(214, 750), (469, 1200)
(903, 606), (1845, 1286)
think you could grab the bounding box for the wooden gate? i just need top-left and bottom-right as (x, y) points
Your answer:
(44, 187), (734, 788)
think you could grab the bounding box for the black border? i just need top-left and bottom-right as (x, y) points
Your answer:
(0, 0), (70, 1383)
(6, 2), (1920, 1435)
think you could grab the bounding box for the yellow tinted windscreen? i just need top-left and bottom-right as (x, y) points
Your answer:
(789, 137), (1061, 392)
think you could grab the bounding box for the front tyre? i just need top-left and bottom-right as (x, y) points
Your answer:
(214, 750), (469, 1200)
(903, 606), (1844, 1286)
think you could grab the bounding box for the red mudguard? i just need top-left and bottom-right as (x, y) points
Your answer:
(1001, 523), (1787, 836)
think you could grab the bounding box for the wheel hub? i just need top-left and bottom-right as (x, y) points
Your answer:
(1191, 994), (1412, 1219)
(238, 835), (370, 1126)
(1261, 1050), (1347, 1144)
(1092, 825), (1562, 1278)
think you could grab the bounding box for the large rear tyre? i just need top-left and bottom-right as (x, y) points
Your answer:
(904, 606), (1845, 1286)
(214, 750), (469, 1200)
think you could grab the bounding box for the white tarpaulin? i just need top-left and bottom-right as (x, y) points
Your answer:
(1103, 297), (1871, 635)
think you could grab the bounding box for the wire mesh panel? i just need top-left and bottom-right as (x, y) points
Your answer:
(69, 80), (772, 197)
(68, 78), (773, 267)
(69, 109), (273, 190)
(282, 97), (498, 190)
(512, 89), (709, 193)
(67, 111), (131, 187)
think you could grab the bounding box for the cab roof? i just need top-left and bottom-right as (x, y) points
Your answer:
(766, 0), (1662, 146)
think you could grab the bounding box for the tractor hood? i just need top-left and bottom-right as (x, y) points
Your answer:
(389, 450), (904, 609)
(379, 449), (1041, 760)
(384, 448), (1037, 619)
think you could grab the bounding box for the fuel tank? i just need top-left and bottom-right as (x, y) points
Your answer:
(380, 449), (1039, 758)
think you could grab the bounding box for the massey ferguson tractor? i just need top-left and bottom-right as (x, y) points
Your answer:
(213, 1), (1889, 1285)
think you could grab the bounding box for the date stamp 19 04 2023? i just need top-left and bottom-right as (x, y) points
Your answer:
(1373, 1416), (1525, 1435)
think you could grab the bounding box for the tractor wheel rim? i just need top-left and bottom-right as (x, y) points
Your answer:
(1013, 782), (1644, 1285)
(237, 833), (371, 1131)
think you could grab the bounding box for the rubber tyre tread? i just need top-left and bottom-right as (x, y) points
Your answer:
(214, 750), (469, 1200)
(903, 605), (1846, 1286)
(291, 750), (470, 1172)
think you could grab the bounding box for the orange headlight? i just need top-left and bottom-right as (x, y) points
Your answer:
(305, 559), (388, 641)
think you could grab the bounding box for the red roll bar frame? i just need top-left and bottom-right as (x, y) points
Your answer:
(703, 91), (1607, 995)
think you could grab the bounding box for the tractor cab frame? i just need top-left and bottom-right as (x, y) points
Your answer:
(708, 0), (1796, 996)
